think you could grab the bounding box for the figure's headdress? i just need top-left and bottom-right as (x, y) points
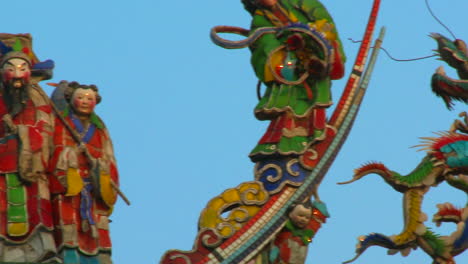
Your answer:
(241, 0), (277, 15)
(47, 80), (102, 108)
(0, 33), (54, 80)
(63, 81), (101, 104)
(0, 38), (33, 66)
(241, 0), (258, 15)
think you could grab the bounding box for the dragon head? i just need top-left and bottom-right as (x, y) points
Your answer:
(422, 132), (468, 174)
(430, 33), (468, 110)
(431, 33), (468, 78)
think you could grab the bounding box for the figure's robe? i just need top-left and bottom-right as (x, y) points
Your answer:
(0, 84), (56, 262)
(49, 109), (119, 264)
(248, 0), (346, 162)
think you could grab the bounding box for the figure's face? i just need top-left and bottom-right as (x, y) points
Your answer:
(1, 58), (31, 88)
(72, 88), (97, 115)
(289, 205), (312, 229)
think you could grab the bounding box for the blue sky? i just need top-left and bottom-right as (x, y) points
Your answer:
(3, 0), (468, 263)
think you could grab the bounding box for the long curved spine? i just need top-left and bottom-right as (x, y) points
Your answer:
(329, 0), (381, 128)
(308, 17), (385, 191)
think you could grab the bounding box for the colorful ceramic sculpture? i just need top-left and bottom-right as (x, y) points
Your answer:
(161, 0), (384, 263)
(431, 33), (468, 109)
(0, 33), (124, 264)
(0, 33), (57, 263)
(268, 201), (329, 264)
(244, 0), (346, 164)
(340, 118), (468, 264)
(48, 81), (119, 264)
(340, 33), (468, 264)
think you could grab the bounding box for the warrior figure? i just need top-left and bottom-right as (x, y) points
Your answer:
(244, 0), (346, 165)
(48, 81), (119, 264)
(0, 35), (57, 262)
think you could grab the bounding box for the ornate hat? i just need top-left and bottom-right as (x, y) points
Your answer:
(0, 33), (54, 80)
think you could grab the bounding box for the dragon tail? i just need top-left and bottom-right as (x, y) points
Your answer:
(337, 162), (393, 186)
(339, 156), (441, 191)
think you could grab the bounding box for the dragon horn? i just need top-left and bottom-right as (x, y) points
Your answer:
(414, 147), (433, 152)
(420, 136), (437, 141)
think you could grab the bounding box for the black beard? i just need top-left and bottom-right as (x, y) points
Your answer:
(1, 79), (30, 117)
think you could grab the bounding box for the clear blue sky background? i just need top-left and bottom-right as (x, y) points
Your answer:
(3, 0), (468, 263)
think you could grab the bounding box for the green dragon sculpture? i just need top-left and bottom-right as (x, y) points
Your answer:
(431, 33), (468, 110)
(338, 33), (468, 264)
(339, 121), (468, 264)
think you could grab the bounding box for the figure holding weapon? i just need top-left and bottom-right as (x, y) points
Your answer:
(48, 81), (125, 264)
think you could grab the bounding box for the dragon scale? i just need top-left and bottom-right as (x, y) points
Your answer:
(396, 189), (425, 245)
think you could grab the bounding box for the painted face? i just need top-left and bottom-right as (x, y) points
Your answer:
(1, 58), (31, 88)
(289, 204), (312, 229)
(72, 88), (97, 115)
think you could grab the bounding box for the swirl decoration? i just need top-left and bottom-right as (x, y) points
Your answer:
(168, 254), (191, 264)
(201, 229), (224, 248)
(257, 163), (283, 183)
(160, 228), (223, 264)
(198, 181), (269, 244)
(286, 159), (301, 177)
(255, 157), (308, 194)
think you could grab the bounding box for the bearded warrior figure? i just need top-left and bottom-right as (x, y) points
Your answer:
(0, 34), (57, 262)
